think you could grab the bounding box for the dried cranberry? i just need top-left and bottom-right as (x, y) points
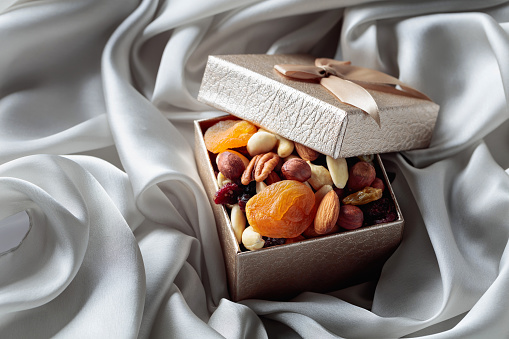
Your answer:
(373, 211), (397, 224)
(362, 197), (397, 225)
(263, 237), (286, 248)
(213, 183), (242, 205)
(237, 193), (252, 212)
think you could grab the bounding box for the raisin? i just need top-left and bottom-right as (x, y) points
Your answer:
(213, 183), (242, 205)
(237, 193), (252, 212)
(243, 181), (257, 196)
(342, 187), (382, 205)
(263, 237), (286, 248)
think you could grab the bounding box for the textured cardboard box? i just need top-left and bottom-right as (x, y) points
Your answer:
(198, 54), (439, 159)
(194, 116), (404, 301)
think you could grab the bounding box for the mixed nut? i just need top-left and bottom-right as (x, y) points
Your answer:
(205, 118), (397, 251)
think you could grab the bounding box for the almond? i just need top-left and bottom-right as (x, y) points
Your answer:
(294, 142), (319, 161)
(313, 190), (340, 235)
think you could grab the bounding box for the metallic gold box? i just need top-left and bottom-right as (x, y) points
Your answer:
(195, 54), (437, 301)
(198, 54), (439, 159)
(194, 116), (404, 301)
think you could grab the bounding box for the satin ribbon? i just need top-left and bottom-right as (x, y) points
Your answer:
(274, 58), (431, 127)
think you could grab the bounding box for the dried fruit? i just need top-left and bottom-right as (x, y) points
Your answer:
(213, 182), (242, 205)
(337, 205), (364, 230)
(347, 161), (376, 191)
(204, 120), (257, 154)
(263, 237), (286, 248)
(362, 197), (397, 225)
(246, 180), (316, 238)
(237, 193), (252, 212)
(342, 187), (382, 205)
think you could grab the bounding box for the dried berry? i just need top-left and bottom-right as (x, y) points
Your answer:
(237, 193), (252, 212)
(213, 182), (242, 205)
(263, 237), (286, 248)
(243, 181), (257, 196)
(362, 197), (397, 225)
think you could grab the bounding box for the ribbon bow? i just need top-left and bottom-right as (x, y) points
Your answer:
(274, 58), (431, 127)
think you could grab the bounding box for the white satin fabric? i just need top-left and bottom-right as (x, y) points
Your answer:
(1, 0), (508, 338)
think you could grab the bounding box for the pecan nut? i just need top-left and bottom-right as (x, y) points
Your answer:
(254, 152), (280, 182)
(241, 154), (261, 185)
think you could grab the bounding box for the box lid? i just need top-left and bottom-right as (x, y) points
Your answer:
(197, 54), (439, 159)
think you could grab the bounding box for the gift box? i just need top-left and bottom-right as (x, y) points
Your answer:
(194, 54), (439, 301)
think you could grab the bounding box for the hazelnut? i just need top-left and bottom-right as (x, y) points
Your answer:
(347, 161), (376, 191)
(217, 151), (247, 180)
(281, 158), (311, 182)
(337, 205), (364, 230)
(370, 177), (385, 192)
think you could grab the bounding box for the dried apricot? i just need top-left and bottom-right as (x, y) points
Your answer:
(245, 180), (316, 238)
(204, 120), (257, 153)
